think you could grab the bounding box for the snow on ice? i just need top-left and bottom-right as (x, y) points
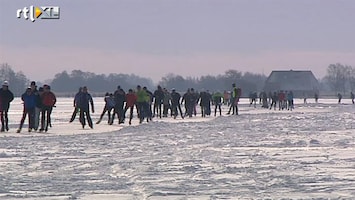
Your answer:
(0, 98), (354, 199)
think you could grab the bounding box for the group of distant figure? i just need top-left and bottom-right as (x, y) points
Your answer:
(248, 90), (296, 111)
(1, 80), (355, 133)
(248, 90), (355, 110)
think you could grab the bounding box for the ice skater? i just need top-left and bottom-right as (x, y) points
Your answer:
(111, 86), (126, 124)
(153, 85), (164, 118)
(96, 93), (115, 124)
(30, 81), (41, 131)
(136, 85), (149, 123)
(249, 92), (257, 108)
(17, 87), (36, 133)
(287, 91), (294, 111)
(303, 92), (307, 104)
(0, 81), (14, 132)
(213, 91), (223, 116)
(182, 89), (195, 118)
(143, 87), (153, 121)
(338, 93), (342, 104)
(278, 90), (286, 110)
(40, 85), (56, 132)
(269, 92), (278, 110)
(227, 83), (239, 115)
(260, 91), (268, 108)
(69, 87), (82, 123)
(171, 89), (184, 119)
(314, 92), (319, 103)
(162, 88), (171, 117)
(124, 89), (137, 125)
(199, 90), (210, 118)
(78, 86), (94, 129)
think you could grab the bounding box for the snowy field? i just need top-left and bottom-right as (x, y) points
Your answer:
(0, 97), (355, 199)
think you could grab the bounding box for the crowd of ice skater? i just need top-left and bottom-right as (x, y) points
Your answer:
(0, 81), (242, 133)
(0, 81), (56, 133)
(69, 83), (242, 129)
(1, 80), (355, 133)
(248, 90), (299, 111)
(248, 90), (354, 110)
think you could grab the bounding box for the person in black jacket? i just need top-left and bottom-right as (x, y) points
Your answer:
(171, 89), (184, 119)
(182, 89), (195, 118)
(153, 85), (164, 118)
(338, 93), (342, 104)
(78, 86), (94, 129)
(269, 92), (278, 110)
(36, 87), (44, 130)
(198, 90), (210, 118)
(111, 86), (126, 124)
(97, 93), (115, 124)
(70, 87), (82, 123)
(0, 81), (14, 132)
(30, 81), (41, 131)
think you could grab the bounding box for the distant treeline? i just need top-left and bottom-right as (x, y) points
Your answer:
(1, 62), (354, 96)
(51, 69), (267, 96)
(158, 70), (266, 94)
(50, 70), (155, 94)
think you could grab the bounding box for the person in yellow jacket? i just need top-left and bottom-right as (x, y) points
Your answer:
(136, 85), (152, 123)
(226, 83), (242, 115)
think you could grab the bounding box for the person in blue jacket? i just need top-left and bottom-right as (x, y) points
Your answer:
(17, 87), (36, 133)
(287, 91), (294, 111)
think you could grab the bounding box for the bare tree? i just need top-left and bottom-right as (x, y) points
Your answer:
(348, 66), (355, 92)
(0, 63), (28, 96)
(325, 63), (349, 94)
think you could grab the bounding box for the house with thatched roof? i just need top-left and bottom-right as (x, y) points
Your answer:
(263, 70), (319, 97)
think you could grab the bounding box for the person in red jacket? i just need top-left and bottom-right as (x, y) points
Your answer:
(40, 85), (56, 132)
(124, 89), (137, 125)
(278, 90), (286, 110)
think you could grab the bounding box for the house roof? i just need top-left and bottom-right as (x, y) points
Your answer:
(264, 70), (319, 91)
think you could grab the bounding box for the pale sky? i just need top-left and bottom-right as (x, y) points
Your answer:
(1, 0), (354, 83)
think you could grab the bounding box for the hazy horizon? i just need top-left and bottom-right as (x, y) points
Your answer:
(1, 0), (355, 83)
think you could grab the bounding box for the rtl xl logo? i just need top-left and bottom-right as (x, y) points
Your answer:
(17, 6), (60, 22)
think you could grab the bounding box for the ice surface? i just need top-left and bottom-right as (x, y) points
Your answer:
(0, 98), (354, 199)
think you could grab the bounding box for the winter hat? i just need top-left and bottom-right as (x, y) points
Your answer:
(2, 81), (9, 86)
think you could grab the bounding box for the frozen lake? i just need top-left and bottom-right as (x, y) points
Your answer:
(0, 97), (354, 199)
